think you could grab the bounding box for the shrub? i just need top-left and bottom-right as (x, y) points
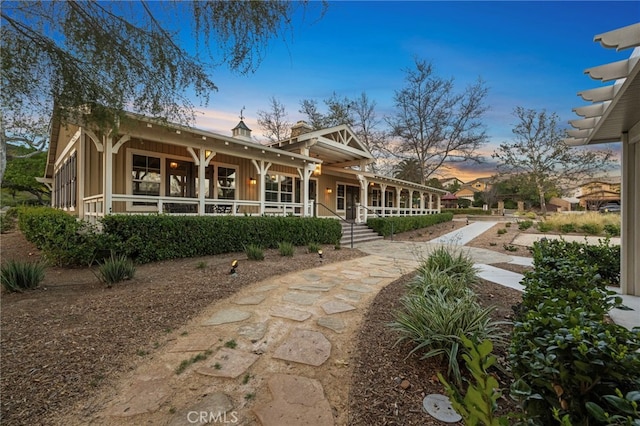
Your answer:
(559, 223), (576, 233)
(101, 215), (341, 264)
(497, 228), (507, 235)
(97, 253), (135, 286)
(510, 308), (640, 426)
(517, 220), (533, 231)
(391, 287), (507, 386)
(367, 213), (453, 237)
(536, 221), (553, 232)
(603, 223), (621, 237)
(418, 246), (478, 286)
(0, 208), (17, 233)
(307, 242), (321, 253)
(1, 260), (45, 292)
(245, 244), (264, 261)
(505, 222), (512, 228)
(442, 208), (492, 216)
(278, 241), (294, 257)
(580, 222), (602, 235)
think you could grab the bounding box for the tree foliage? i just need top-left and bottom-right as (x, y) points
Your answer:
(0, 0), (326, 183)
(387, 58), (489, 185)
(493, 107), (616, 214)
(2, 144), (48, 204)
(298, 92), (354, 129)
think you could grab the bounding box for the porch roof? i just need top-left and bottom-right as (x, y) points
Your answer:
(324, 165), (448, 195)
(564, 23), (640, 146)
(268, 124), (374, 167)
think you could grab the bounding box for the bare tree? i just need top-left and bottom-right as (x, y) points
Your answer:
(298, 92), (353, 129)
(387, 58), (489, 185)
(257, 97), (291, 143)
(493, 107), (616, 215)
(350, 92), (388, 172)
(0, 1), (327, 183)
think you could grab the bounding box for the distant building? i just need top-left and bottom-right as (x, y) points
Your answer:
(454, 177), (493, 202)
(575, 176), (621, 210)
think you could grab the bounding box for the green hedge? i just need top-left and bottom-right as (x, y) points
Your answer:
(17, 207), (114, 266)
(509, 238), (636, 425)
(17, 207), (342, 265)
(442, 208), (493, 216)
(366, 213), (453, 237)
(101, 215), (341, 263)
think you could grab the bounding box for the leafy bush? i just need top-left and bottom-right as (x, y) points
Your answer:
(497, 228), (507, 235)
(510, 308), (640, 426)
(0, 208), (17, 233)
(536, 221), (553, 232)
(278, 241), (294, 257)
(97, 253), (135, 285)
(245, 244), (264, 261)
(1, 260), (45, 292)
(510, 237), (637, 426)
(17, 207), (117, 266)
(307, 242), (321, 253)
(517, 220), (533, 231)
(580, 222), (602, 235)
(439, 337), (509, 426)
(505, 222), (511, 228)
(367, 213), (453, 237)
(559, 223), (576, 233)
(603, 223), (621, 237)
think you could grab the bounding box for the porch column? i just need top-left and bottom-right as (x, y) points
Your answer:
(78, 130), (86, 220)
(252, 159), (272, 215)
(356, 174), (368, 224)
(103, 133), (113, 215)
(380, 183), (387, 216)
(396, 188), (401, 216)
(298, 164), (315, 217)
(193, 149), (216, 215)
(419, 191), (425, 212)
(436, 194), (441, 211)
(621, 132), (640, 295)
(428, 193), (433, 210)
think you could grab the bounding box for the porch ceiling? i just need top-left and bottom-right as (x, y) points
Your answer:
(323, 166), (448, 194)
(564, 23), (640, 146)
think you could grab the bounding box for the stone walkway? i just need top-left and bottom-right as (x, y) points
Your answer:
(77, 222), (638, 426)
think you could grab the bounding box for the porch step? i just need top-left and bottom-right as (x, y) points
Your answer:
(340, 223), (384, 246)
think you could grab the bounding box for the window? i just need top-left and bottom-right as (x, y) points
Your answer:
(132, 154), (161, 205)
(337, 184), (345, 210)
(386, 190), (394, 207)
(166, 159), (194, 197)
(217, 166), (236, 200)
(265, 174), (296, 203)
(54, 152), (77, 209)
(370, 188), (381, 207)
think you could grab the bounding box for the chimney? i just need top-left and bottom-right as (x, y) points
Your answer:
(290, 120), (313, 138)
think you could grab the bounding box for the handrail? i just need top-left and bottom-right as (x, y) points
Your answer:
(359, 204), (394, 240)
(313, 201), (356, 248)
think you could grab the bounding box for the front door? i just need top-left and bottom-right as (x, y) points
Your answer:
(346, 185), (360, 221)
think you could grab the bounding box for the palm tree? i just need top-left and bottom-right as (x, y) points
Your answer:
(393, 158), (423, 184)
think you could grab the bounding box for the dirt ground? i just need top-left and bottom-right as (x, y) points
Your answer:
(1, 219), (527, 425)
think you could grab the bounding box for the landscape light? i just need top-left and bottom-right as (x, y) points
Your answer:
(318, 249), (323, 259)
(229, 259), (238, 275)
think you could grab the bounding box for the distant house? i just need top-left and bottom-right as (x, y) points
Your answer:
(441, 193), (459, 209)
(454, 177), (493, 202)
(40, 112), (447, 225)
(438, 177), (464, 190)
(575, 177), (621, 210)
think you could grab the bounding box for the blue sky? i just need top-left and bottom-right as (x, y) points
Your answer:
(193, 1), (639, 180)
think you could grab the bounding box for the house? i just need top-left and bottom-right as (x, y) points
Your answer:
(564, 23), (639, 296)
(575, 176), (621, 210)
(440, 193), (459, 209)
(41, 112), (447, 226)
(454, 177), (493, 202)
(438, 177), (464, 190)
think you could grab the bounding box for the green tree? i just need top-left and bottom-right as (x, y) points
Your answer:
(493, 107), (615, 215)
(0, 0), (327, 183)
(393, 158), (423, 184)
(387, 58), (489, 185)
(2, 144), (48, 204)
(299, 92), (354, 129)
